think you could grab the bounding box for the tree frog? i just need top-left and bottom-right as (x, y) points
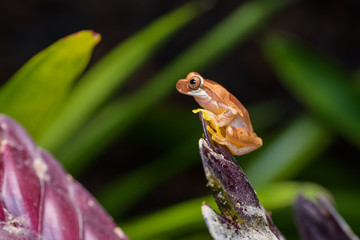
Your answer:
(176, 72), (262, 155)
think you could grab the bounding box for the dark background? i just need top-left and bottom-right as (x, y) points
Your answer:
(2, 0), (359, 84)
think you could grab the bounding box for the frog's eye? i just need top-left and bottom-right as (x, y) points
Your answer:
(188, 76), (201, 90)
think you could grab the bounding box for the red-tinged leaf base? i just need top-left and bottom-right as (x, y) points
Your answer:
(0, 114), (128, 240)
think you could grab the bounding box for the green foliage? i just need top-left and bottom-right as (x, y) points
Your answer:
(246, 114), (332, 188)
(38, 2), (202, 154)
(50, 0), (291, 174)
(0, 31), (100, 137)
(98, 137), (199, 217)
(1, 0), (359, 239)
(122, 196), (214, 240)
(263, 33), (360, 148)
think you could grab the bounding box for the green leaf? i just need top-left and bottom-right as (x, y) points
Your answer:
(263, 33), (360, 148)
(121, 196), (215, 240)
(98, 137), (199, 218)
(0, 31), (100, 137)
(330, 188), (360, 230)
(38, 2), (203, 152)
(246, 115), (332, 189)
(257, 181), (330, 210)
(57, 0), (293, 172)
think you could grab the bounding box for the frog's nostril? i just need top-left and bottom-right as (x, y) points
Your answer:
(176, 80), (184, 93)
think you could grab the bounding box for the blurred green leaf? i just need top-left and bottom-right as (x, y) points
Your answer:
(57, 0), (292, 172)
(246, 114), (332, 188)
(121, 196), (214, 240)
(0, 31), (100, 137)
(98, 137), (199, 218)
(257, 181), (330, 210)
(331, 188), (360, 232)
(122, 181), (325, 240)
(263, 33), (360, 148)
(38, 2), (203, 152)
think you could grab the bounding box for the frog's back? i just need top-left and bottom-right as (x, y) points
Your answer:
(229, 93), (253, 132)
(205, 79), (254, 132)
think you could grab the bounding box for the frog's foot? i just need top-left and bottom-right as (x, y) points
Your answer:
(193, 109), (218, 126)
(206, 125), (223, 139)
(206, 125), (231, 148)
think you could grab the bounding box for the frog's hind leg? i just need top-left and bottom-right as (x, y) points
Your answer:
(225, 126), (263, 155)
(206, 126), (252, 155)
(206, 125), (263, 156)
(225, 144), (260, 156)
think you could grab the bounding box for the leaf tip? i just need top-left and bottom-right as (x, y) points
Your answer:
(66, 30), (102, 45)
(90, 30), (102, 43)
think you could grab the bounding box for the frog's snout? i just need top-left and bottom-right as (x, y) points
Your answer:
(176, 79), (187, 94)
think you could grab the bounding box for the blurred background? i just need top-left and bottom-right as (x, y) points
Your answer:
(0, 0), (359, 239)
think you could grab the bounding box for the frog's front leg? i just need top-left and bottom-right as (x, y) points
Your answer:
(214, 108), (237, 127)
(193, 109), (218, 129)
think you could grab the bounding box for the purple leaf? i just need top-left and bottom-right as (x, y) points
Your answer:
(294, 195), (359, 240)
(199, 113), (284, 240)
(0, 114), (128, 240)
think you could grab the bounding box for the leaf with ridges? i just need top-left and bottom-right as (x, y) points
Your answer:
(0, 114), (128, 240)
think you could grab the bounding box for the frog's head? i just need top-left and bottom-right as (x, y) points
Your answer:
(176, 72), (205, 97)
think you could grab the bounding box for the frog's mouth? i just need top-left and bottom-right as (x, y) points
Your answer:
(176, 87), (185, 93)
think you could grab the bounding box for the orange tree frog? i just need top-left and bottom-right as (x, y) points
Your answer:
(176, 72), (262, 156)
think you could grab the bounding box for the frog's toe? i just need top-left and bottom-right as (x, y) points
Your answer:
(192, 108), (204, 114)
(193, 109), (217, 122)
(206, 126), (228, 144)
(206, 125), (217, 137)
